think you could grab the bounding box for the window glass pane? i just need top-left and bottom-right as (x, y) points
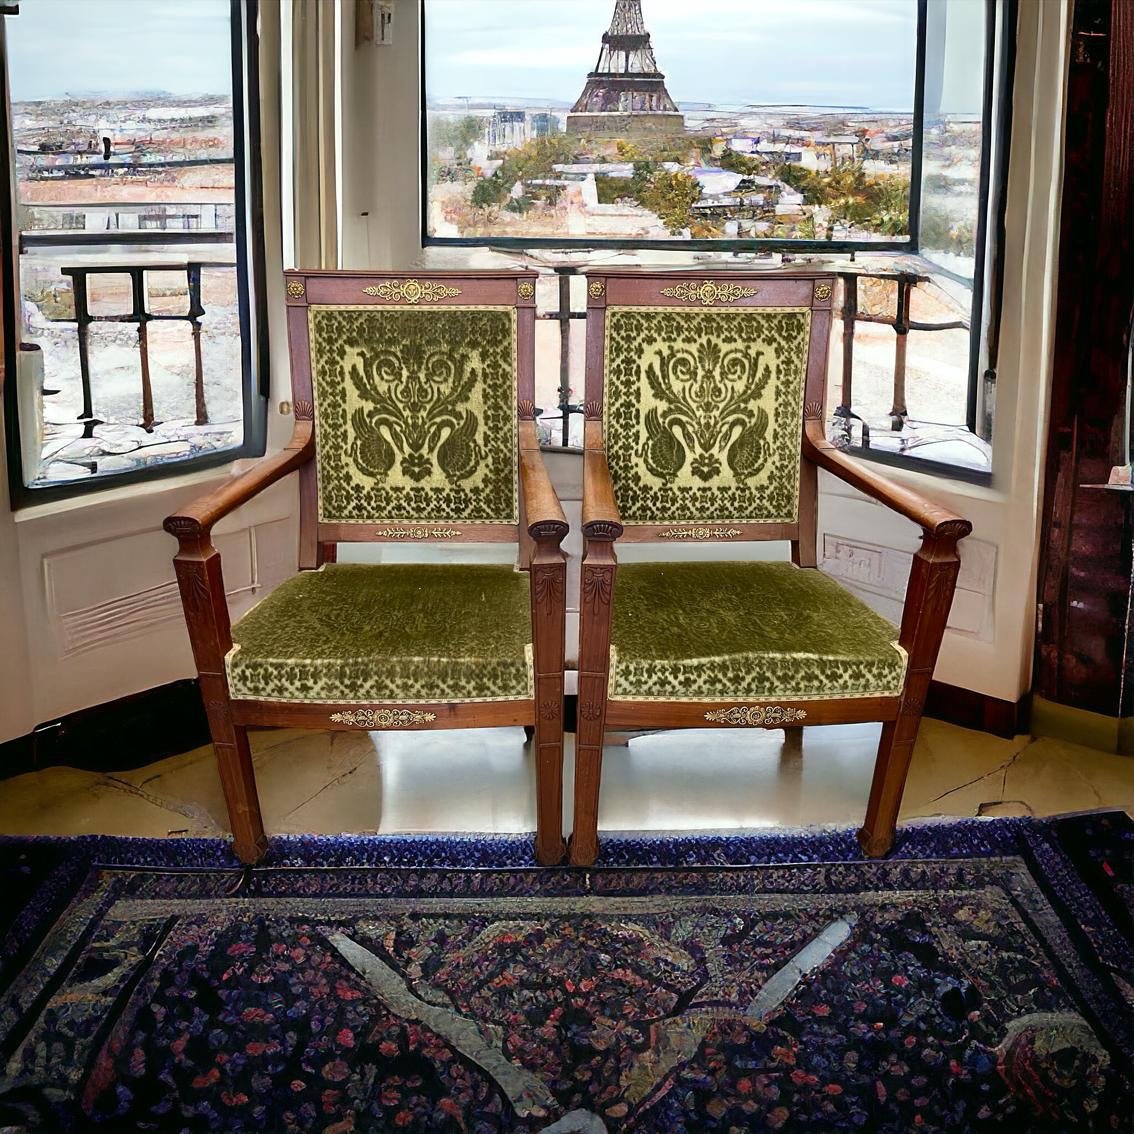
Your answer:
(919, 0), (989, 280)
(7, 0), (244, 487)
(424, 0), (917, 247)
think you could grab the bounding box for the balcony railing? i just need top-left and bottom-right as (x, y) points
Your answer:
(61, 260), (226, 435)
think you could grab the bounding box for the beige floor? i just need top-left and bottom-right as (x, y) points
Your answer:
(1, 719), (1132, 841)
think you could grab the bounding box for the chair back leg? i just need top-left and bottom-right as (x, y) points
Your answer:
(531, 557), (568, 865)
(570, 553), (617, 866)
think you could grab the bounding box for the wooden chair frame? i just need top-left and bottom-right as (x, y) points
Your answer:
(571, 270), (972, 867)
(165, 270), (569, 866)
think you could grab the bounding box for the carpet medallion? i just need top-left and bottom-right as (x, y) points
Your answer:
(1, 816), (1132, 1132)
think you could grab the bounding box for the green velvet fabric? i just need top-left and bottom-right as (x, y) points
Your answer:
(608, 561), (907, 701)
(227, 564), (533, 704)
(308, 305), (519, 525)
(603, 306), (811, 525)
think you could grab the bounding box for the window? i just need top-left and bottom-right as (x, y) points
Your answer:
(423, 0), (919, 250)
(423, 0), (1011, 478)
(1, 0), (266, 502)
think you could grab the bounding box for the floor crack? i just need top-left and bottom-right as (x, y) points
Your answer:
(278, 756), (369, 821)
(100, 775), (213, 825)
(920, 740), (1033, 807)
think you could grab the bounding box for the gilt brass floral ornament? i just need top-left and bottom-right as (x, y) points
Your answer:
(813, 282), (833, 301)
(704, 706), (807, 725)
(588, 280), (606, 299)
(362, 279), (462, 304)
(659, 527), (743, 540)
(330, 708), (437, 727)
(517, 281), (535, 300)
(286, 280), (306, 299)
(376, 527), (462, 539)
(660, 280), (758, 306)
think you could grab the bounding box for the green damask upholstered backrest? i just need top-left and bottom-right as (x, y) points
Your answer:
(285, 273), (536, 539)
(588, 274), (833, 534)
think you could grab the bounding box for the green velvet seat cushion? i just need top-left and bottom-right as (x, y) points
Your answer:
(227, 563), (533, 704)
(608, 561), (907, 702)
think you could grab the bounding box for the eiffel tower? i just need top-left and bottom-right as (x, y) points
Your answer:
(566, 0), (684, 136)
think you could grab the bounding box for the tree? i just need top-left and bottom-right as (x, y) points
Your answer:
(432, 115), (483, 159)
(471, 175), (507, 209)
(496, 134), (579, 187)
(639, 170), (701, 234)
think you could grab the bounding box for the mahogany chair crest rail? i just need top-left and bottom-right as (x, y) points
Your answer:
(571, 270), (972, 867)
(164, 270), (569, 865)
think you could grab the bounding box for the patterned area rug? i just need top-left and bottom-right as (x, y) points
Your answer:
(1, 815), (1132, 1133)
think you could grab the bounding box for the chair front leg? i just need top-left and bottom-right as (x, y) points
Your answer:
(530, 531), (568, 866)
(570, 540), (617, 867)
(172, 539), (266, 864)
(858, 526), (965, 857)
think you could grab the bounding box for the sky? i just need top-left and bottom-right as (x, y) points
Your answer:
(425, 0), (920, 111)
(6, 0), (233, 101)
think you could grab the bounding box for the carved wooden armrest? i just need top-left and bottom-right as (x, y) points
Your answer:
(164, 424), (315, 548)
(803, 421), (971, 542)
(518, 421), (568, 547)
(582, 432), (624, 544)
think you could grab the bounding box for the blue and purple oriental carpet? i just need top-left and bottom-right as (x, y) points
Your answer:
(0, 813), (1132, 1132)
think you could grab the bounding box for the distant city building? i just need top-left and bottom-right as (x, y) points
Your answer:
(566, 0), (684, 136)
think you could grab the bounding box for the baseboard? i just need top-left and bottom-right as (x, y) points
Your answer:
(924, 681), (1030, 740)
(0, 679), (210, 781)
(1030, 694), (1134, 754)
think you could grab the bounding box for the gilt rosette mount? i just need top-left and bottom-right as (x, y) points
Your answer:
(329, 708), (437, 727)
(567, 0), (684, 136)
(704, 706), (808, 726)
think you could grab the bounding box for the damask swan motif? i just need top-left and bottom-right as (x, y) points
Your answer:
(347, 336), (485, 485)
(641, 338), (773, 484)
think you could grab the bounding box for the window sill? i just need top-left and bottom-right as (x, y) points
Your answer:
(12, 451), (250, 524)
(844, 444), (993, 489)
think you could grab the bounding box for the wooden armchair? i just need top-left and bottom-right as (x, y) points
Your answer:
(165, 271), (568, 865)
(571, 271), (971, 867)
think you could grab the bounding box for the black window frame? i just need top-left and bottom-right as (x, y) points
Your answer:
(1, 0), (268, 508)
(419, 0), (1016, 487)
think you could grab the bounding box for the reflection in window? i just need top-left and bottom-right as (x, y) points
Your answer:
(5, 0), (257, 489)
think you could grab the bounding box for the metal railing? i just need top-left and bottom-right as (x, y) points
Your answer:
(833, 269), (970, 449)
(54, 259), (233, 437)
